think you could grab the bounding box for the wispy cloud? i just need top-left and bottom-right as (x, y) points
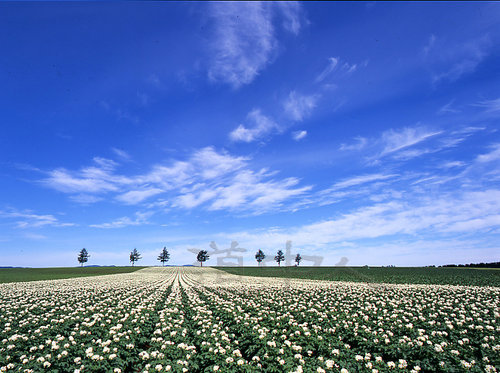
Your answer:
(283, 91), (319, 121)
(207, 3), (303, 89)
(224, 189), (500, 253)
(441, 161), (466, 169)
(339, 136), (367, 151)
(0, 209), (74, 229)
(315, 57), (339, 83)
(329, 173), (397, 190)
(116, 188), (164, 205)
(424, 34), (491, 84)
(438, 99), (460, 114)
(292, 130), (307, 141)
(379, 126), (442, 157)
(90, 211), (152, 229)
(275, 2), (302, 35)
(174, 168), (312, 214)
(341, 126), (442, 161)
(112, 148), (131, 160)
(315, 57), (365, 83)
(24, 233), (48, 240)
(229, 109), (280, 142)
(476, 143), (500, 163)
(40, 146), (311, 215)
(474, 97), (500, 114)
(338, 125), (485, 166)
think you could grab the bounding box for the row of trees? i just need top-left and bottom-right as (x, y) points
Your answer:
(77, 247), (172, 267)
(77, 248), (302, 267)
(255, 249), (302, 266)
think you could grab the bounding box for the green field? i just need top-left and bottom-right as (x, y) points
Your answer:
(0, 266), (146, 284)
(216, 266), (500, 287)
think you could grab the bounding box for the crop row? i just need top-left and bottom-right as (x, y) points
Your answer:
(0, 267), (499, 372)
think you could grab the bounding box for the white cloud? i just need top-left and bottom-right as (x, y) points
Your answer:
(112, 148), (131, 160)
(44, 168), (119, 194)
(315, 57), (339, 83)
(222, 189), (500, 254)
(283, 91), (318, 121)
(379, 126), (442, 157)
(192, 147), (247, 179)
(340, 136), (367, 151)
(90, 211), (152, 229)
(315, 57), (363, 83)
(175, 188), (219, 209)
(341, 61), (358, 74)
(208, 171), (311, 213)
(116, 188), (164, 205)
(476, 143), (500, 163)
(40, 146), (311, 215)
(438, 100), (460, 114)
(207, 3), (275, 89)
(424, 34), (491, 84)
(175, 169), (312, 214)
(229, 109), (280, 142)
(330, 173), (396, 190)
(142, 162), (192, 189)
(42, 157), (129, 195)
(292, 130), (307, 141)
(0, 209), (74, 229)
(207, 2), (303, 88)
(422, 34), (436, 57)
(275, 2), (302, 35)
(441, 161), (466, 169)
(474, 97), (500, 114)
(92, 157), (118, 170)
(24, 233), (48, 240)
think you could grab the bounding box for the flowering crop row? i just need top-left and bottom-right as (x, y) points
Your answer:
(0, 267), (498, 372)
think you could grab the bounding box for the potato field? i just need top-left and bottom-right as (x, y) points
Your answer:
(0, 267), (498, 372)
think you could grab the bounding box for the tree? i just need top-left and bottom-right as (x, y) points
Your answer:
(77, 248), (90, 267)
(255, 249), (266, 265)
(157, 247), (170, 266)
(197, 250), (209, 267)
(295, 253), (302, 266)
(130, 248), (141, 266)
(275, 250), (285, 267)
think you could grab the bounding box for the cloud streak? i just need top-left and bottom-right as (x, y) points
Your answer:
(424, 34), (491, 84)
(283, 91), (318, 121)
(0, 209), (74, 229)
(90, 211), (152, 229)
(40, 147), (311, 215)
(229, 109), (280, 143)
(207, 3), (303, 89)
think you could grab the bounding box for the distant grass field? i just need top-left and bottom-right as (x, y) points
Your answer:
(0, 266), (146, 284)
(216, 266), (500, 287)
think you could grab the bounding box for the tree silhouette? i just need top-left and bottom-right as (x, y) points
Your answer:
(130, 248), (141, 266)
(197, 250), (210, 267)
(255, 249), (266, 265)
(157, 247), (170, 266)
(77, 248), (89, 267)
(275, 250), (285, 267)
(295, 253), (302, 266)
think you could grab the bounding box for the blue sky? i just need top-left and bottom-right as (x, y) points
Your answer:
(1, 2), (499, 267)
